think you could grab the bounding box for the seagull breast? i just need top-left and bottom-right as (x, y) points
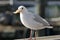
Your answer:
(20, 12), (44, 30)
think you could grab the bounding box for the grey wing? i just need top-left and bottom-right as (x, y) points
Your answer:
(33, 14), (50, 26)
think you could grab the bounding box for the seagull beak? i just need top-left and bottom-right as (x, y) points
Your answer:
(13, 9), (20, 14)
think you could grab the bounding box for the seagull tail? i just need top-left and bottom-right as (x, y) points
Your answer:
(45, 26), (53, 28)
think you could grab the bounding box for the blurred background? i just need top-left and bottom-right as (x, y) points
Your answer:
(0, 0), (60, 40)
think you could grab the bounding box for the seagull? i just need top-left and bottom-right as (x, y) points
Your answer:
(13, 6), (53, 40)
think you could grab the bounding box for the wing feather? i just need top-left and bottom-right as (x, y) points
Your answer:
(33, 14), (50, 26)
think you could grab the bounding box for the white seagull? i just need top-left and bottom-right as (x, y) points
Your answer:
(13, 6), (53, 40)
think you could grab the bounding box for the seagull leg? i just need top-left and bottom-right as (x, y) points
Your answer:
(34, 31), (36, 40)
(29, 29), (32, 40)
(34, 30), (36, 40)
(34, 30), (38, 40)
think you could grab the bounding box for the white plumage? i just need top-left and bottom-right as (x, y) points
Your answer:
(19, 6), (52, 30)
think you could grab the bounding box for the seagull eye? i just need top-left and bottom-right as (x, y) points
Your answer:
(22, 8), (23, 10)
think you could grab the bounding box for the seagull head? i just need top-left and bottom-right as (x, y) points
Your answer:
(13, 6), (27, 14)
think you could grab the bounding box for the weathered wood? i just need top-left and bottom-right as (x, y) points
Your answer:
(15, 35), (60, 40)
